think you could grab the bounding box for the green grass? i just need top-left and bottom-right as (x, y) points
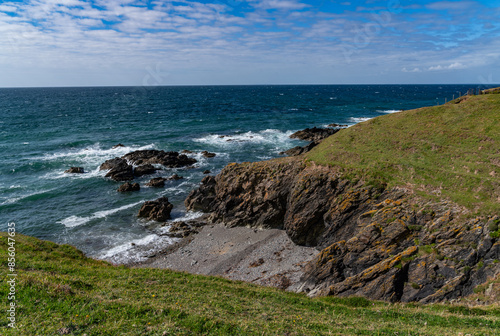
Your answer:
(1, 233), (499, 335)
(306, 93), (500, 215)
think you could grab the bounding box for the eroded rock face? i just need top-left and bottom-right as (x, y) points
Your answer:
(289, 127), (340, 142)
(184, 158), (500, 303)
(100, 158), (134, 181)
(138, 196), (173, 221)
(146, 177), (166, 188)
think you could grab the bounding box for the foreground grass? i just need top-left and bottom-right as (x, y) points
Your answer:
(1, 233), (499, 335)
(307, 93), (500, 215)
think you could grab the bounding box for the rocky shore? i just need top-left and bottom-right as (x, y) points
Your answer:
(104, 122), (498, 303)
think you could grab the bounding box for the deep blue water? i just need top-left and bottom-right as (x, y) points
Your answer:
(0, 85), (487, 262)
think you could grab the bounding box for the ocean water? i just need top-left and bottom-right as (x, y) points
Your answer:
(0, 85), (486, 263)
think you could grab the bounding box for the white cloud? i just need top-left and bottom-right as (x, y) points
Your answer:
(428, 62), (467, 71)
(402, 67), (422, 73)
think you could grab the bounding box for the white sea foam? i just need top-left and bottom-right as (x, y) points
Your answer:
(194, 129), (294, 147)
(45, 166), (106, 180)
(96, 234), (177, 264)
(0, 189), (55, 206)
(171, 211), (204, 222)
(59, 201), (144, 228)
(38, 143), (155, 164)
(349, 117), (373, 123)
(377, 109), (402, 113)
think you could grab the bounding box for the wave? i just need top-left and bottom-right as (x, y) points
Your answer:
(58, 201), (144, 228)
(0, 188), (56, 206)
(377, 109), (402, 113)
(96, 234), (177, 264)
(349, 117), (373, 123)
(37, 143), (155, 164)
(194, 129), (295, 147)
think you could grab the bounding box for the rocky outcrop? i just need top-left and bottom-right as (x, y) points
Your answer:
(123, 150), (196, 168)
(138, 197), (173, 222)
(201, 151), (216, 158)
(100, 150), (196, 181)
(290, 127), (340, 142)
(117, 182), (140, 192)
(185, 158), (500, 303)
(64, 167), (84, 174)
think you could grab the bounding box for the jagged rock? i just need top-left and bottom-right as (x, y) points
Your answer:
(112, 143), (125, 149)
(328, 123), (347, 128)
(184, 158), (500, 303)
(138, 196), (173, 221)
(99, 158), (134, 181)
(181, 150), (193, 154)
(146, 177), (166, 188)
(168, 174), (183, 180)
(281, 142), (318, 156)
(185, 175), (217, 212)
(201, 151), (216, 158)
(64, 167), (84, 174)
(117, 182), (140, 192)
(122, 150), (197, 168)
(203, 170), (211, 174)
(134, 164), (157, 177)
(165, 221), (200, 238)
(290, 127), (340, 142)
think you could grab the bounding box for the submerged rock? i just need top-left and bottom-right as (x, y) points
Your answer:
(168, 174), (183, 181)
(201, 151), (216, 158)
(64, 167), (84, 174)
(117, 182), (140, 192)
(138, 196), (173, 222)
(146, 177), (167, 188)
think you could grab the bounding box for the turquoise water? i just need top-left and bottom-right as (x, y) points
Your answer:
(0, 85), (485, 262)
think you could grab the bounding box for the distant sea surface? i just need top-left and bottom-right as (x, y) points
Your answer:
(0, 85), (486, 262)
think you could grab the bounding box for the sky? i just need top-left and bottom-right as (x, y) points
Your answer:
(0, 0), (499, 87)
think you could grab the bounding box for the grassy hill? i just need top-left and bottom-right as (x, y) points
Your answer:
(306, 91), (500, 216)
(1, 233), (499, 335)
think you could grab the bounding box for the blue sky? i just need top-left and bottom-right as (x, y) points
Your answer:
(0, 0), (499, 87)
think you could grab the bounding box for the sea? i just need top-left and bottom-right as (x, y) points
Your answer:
(0, 85), (488, 263)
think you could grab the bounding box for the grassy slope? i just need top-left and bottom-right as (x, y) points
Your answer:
(1, 233), (499, 335)
(306, 93), (500, 215)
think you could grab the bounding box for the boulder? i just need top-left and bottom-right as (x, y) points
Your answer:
(122, 150), (197, 168)
(201, 151), (216, 158)
(134, 164), (157, 177)
(99, 158), (134, 181)
(64, 167), (84, 174)
(168, 174), (183, 181)
(117, 182), (140, 192)
(146, 177), (167, 188)
(203, 170), (211, 174)
(138, 196), (173, 222)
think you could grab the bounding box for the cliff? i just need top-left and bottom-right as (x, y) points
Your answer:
(185, 90), (500, 303)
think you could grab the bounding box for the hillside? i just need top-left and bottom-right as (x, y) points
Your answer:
(1, 233), (499, 335)
(306, 91), (500, 215)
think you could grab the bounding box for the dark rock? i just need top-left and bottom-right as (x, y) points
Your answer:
(185, 175), (217, 212)
(165, 221), (200, 238)
(146, 177), (166, 188)
(290, 127), (340, 142)
(203, 170), (211, 174)
(112, 143), (125, 149)
(183, 158), (500, 303)
(64, 167), (84, 174)
(168, 174), (184, 180)
(123, 150), (197, 168)
(134, 164), (156, 177)
(138, 196), (173, 222)
(99, 158), (134, 181)
(117, 182), (140, 192)
(281, 142), (318, 156)
(328, 123), (348, 128)
(181, 150), (193, 154)
(201, 151), (216, 158)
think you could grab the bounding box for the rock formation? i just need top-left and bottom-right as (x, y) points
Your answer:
(64, 167), (84, 174)
(117, 182), (140, 192)
(185, 158), (500, 303)
(138, 196), (173, 222)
